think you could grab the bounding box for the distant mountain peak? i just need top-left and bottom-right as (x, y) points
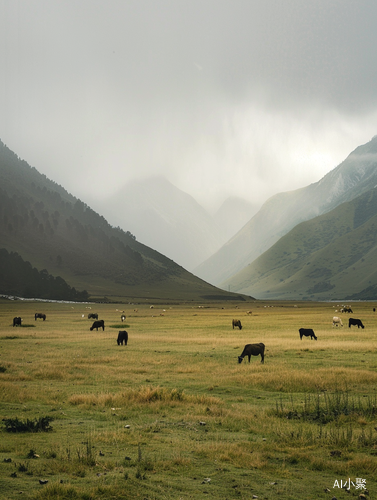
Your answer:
(0, 140), (245, 302)
(195, 135), (377, 287)
(92, 175), (256, 271)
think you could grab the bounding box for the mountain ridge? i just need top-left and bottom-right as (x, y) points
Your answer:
(194, 136), (377, 286)
(227, 186), (377, 300)
(0, 140), (250, 303)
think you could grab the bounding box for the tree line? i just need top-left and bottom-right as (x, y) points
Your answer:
(0, 249), (89, 301)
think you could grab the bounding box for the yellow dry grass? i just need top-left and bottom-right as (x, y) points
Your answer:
(1, 299), (377, 499)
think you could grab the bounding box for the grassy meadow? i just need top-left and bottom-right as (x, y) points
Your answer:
(0, 298), (377, 499)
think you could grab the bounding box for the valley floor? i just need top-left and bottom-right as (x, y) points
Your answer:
(0, 299), (376, 499)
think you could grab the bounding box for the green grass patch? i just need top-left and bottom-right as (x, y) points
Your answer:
(9, 324), (36, 328)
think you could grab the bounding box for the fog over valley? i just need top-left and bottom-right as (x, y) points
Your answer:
(2, 1), (377, 214)
(94, 176), (260, 270)
(2, 2), (377, 300)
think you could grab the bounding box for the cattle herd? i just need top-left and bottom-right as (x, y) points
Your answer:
(233, 308), (369, 364)
(13, 314), (46, 326)
(11, 312), (129, 353)
(9, 307), (371, 365)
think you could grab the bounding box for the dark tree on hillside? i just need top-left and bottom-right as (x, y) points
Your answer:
(0, 248), (89, 301)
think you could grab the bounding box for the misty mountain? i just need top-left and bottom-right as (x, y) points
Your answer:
(0, 140), (248, 302)
(227, 186), (377, 300)
(93, 176), (221, 270)
(195, 136), (377, 286)
(213, 196), (259, 242)
(93, 177), (258, 271)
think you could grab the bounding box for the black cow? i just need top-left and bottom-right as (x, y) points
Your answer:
(349, 318), (365, 329)
(238, 343), (265, 364)
(299, 328), (317, 340)
(121, 314), (126, 322)
(117, 330), (128, 345)
(232, 319), (242, 330)
(13, 317), (22, 327)
(90, 320), (105, 331)
(88, 313), (98, 320)
(35, 313), (46, 321)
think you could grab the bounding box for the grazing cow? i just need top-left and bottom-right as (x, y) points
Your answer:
(349, 318), (365, 329)
(88, 313), (98, 320)
(90, 320), (105, 331)
(121, 314), (126, 322)
(13, 317), (22, 327)
(35, 313), (46, 321)
(238, 343), (265, 364)
(340, 306), (353, 313)
(232, 319), (242, 330)
(299, 328), (317, 340)
(117, 330), (128, 345)
(332, 316), (343, 327)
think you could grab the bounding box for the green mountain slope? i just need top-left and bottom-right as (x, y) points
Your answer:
(0, 141), (248, 302)
(228, 187), (377, 300)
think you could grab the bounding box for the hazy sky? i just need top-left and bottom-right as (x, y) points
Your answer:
(1, 0), (377, 211)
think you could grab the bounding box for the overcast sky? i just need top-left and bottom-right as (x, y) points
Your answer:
(1, 0), (377, 212)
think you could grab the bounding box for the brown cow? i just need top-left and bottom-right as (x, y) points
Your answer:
(232, 319), (242, 330)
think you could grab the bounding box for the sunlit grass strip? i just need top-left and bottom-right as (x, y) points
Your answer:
(0, 381), (31, 403)
(195, 441), (268, 469)
(279, 449), (377, 476)
(69, 385), (222, 407)
(231, 365), (377, 392)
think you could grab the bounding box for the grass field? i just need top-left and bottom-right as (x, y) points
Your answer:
(0, 298), (376, 499)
